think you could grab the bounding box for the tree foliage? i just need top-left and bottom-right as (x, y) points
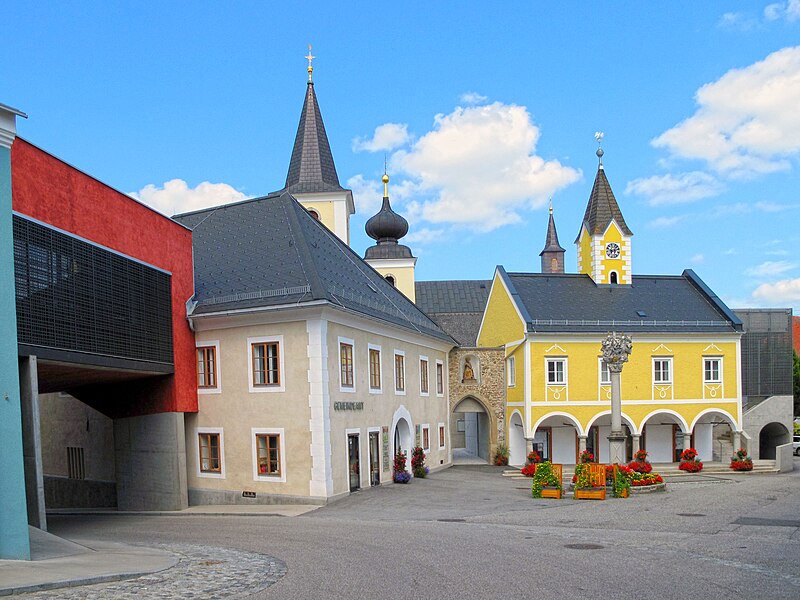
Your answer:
(794, 351), (800, 418)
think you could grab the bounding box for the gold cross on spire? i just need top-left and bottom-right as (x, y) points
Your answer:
(305, 44), (315, 82)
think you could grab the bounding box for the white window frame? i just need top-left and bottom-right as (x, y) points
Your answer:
(435, 359), (445, 397)
(599, 358), (611, 385)
(653, 357), (673, 384)
(338, 336), (356, 393)
(438, 422), (446, 451)
(703, 356), (722, 384)
(247, 335), (285, 393)
(421, 424), (430, 452)
(251, 427), (286, 483)
(507, 356), (516, 387)
(195, 427), (225, 479)
(546, 358), (567, 385)
(368, 343), (382, 394)
(419, 355), (430, 396)
(394, 350), (406, 395)
(196, 340), (221, 395)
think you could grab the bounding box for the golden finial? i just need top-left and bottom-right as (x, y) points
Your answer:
(382, 155), (390, 196)
(305, 44), (315, 83)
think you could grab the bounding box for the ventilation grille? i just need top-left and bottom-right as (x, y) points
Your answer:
(13, 215), (174, 365)
(67, 446), (85, 480)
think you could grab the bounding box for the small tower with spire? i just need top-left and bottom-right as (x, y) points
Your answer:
(364, 171), (417, 301)
(282, 45), (355, 244)
(540, 200), (565, 274)
(575, 133), (633, 285)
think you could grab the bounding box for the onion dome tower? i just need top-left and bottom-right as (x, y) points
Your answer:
(540, 200), (565, 274)
(364, 172), (417, 301)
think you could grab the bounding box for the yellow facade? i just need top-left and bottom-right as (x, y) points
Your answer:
(476, 274), (525, 348)
(576, 222), (631, 285)
(369, 263), (416, 303)
(300, 200), (336, 232)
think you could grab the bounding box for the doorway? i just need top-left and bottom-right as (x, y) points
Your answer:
(348, 433), (360, 492)
(368, 431), (380, 486)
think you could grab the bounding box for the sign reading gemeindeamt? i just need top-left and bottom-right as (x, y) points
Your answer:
(382, 426), (389, 471)
(333, 401), (364, 411)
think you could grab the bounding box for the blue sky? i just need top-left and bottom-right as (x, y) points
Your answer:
(5, 2), (800, 313)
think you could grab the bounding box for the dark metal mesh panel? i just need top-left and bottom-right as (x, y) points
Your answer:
(734, 309), (792, 401)
(13, 215), (173, 365)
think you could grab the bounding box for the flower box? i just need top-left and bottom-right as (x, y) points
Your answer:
(540, 486), (562, 499)
(574, 487), (606, 500)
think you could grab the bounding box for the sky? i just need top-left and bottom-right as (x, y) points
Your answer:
(4, 2), (800, 314)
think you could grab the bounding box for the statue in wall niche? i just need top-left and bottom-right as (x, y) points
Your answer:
(462, 358), (476, 383)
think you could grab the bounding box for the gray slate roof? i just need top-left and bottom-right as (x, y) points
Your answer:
(540, 209), (565, 255)
(415, 280), (491, 345)
(174, 194), (451, 342)
(501, 269), (742, 333)
(282, 82), (346, 194)
(575, 166), (633, 242)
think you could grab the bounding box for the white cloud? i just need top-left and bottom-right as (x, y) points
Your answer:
(646, 215), (685, 229)
(352, 123), (411, 153)
(625, 171), (723, 205)
(459, 91), (488, 105)
(652, 46), (800, 177)
(690, 254), (705, 264)
(405, 227), (446, 245)
(755, 200), (799, 212)
(764, 0), (800, 22)
(765, 249), (790, 256)
(752, 277), (800, 303)
(744, 260), (797, 277)
(390, 102), (580, 231)
(718, 12), (758, 31)
(131, 179), (247, 216)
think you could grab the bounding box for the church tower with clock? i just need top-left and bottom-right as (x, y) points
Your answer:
(575, 137), (633, 285)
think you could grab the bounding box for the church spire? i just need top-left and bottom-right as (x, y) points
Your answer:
(284, 48), (346, 194)
(540, 200), (565, 274)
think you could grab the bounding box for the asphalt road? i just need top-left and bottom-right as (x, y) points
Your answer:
(46, 461), (800, 600)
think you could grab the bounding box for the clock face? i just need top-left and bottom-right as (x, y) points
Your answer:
(605, 242), (620, 259)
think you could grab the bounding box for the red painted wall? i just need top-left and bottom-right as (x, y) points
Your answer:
(793, 316), (800, 356)
(11, 138), (197, 415)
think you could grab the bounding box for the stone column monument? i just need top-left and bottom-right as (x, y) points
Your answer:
(601, 332), (632, 464)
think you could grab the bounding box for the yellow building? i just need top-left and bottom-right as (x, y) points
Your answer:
(476, 153), (744, 466)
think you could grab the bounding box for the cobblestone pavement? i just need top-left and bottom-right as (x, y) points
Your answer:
(17, 544), (286, 599)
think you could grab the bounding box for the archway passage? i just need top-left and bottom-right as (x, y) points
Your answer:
(759, 422), (790, 460)
(392, 417), (412, 459)
(532, 414), (581, 464)
(691, 410), (737, 462)
(452, 396), (489, 463)
(585, 413), (636, 464)
(508, 412), (526, 466)
(641, 412), (688, 462)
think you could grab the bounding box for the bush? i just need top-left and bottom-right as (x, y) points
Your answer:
(730, 448), (753, 471)
(531, 461), (561, 498)
(411, 446), (429, 478)
(679, 448), (703, 473)
(494, 444), (509, 466)
(393, 451), (410, 483)
(520, 463), (537, 477)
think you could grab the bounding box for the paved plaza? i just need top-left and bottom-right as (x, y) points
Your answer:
(10, 461), (800, 599)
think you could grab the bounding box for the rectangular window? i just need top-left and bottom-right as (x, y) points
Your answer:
(704, 358), (721, 383)
(420, 358), (429, 394)
(436, 361), (444, 395)
(546, 358), (565, 384)
(252, 342), (280, 386)
(653, 358), (672, 383)
(395, 353), (405, 392)
(198, 432), (221, 473)
(600, 360), (611, 385)
(256, 434), (281, 476)
(340, 342), (354, 388)
(196, 346), (217, 388)
(439, 424), (446, 450)
(422, 426), (430, 451)
(369, 347), (381, 390)
(507, 356), (516, 387)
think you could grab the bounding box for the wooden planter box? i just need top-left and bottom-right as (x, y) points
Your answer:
(574, 487), (606, 500)
(540, 487), (562, 499)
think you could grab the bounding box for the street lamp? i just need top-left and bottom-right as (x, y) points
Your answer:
(601, 332), (632, 464)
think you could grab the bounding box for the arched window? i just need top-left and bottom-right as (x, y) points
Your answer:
(308, 209), (320, 221)
(385, 275), (396, 286)
(610, 271), (618, 284)
(550, 257), (558, 272)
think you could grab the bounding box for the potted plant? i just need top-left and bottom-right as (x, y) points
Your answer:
(531, 461), (562, 499)
(729, 447), (753, 471)
(578, 449), (595, 464)
(629, 449), (653, 473)
(393, 451), (411, 483)
(494, 444), (509, 466)
(611, 464), (631, 498)
(411, 446), (429, 478)
(574, 463), (606, 499)
(679, 448), (703, 473)
(520, 450), (542, 477)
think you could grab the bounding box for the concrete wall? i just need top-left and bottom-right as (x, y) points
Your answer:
(44, 476), (116, 508)
(775, 442), (794, 473)
(115, 412), (187, 510)
(0, 134), (31, 559)
(743, 395), (793, 460)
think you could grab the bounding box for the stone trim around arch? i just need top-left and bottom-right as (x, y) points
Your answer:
(532, 412), (585, 437)
(639, 408), (689, 433)
(585, 410), (639, 435)
(689, 407), (739, 432)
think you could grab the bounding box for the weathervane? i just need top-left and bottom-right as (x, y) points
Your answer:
(305, 44), (315, 82)
(595, 131), (605, 167)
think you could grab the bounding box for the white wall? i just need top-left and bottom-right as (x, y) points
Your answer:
(551, 427), (576, 464)
(694, 423), (713, 462)
(508, 414), (526, 466)
(646, 425), (674, 462)
(598, 426), (610, 464)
